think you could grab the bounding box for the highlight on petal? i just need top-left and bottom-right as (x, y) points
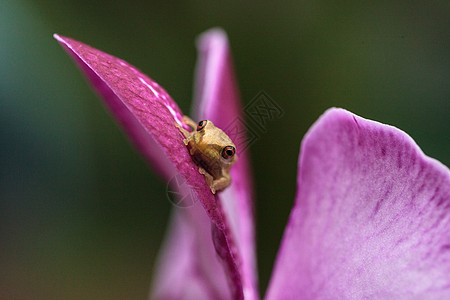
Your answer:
(151, 28), (258, 300)
(266, 108), (450, 299)
(54, 34), (224, 227)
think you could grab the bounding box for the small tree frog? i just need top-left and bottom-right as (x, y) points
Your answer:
(177, 116), (237, 194)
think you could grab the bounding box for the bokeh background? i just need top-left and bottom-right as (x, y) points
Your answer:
(1, 1), (449, 299)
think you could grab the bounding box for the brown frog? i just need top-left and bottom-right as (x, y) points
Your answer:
(177, 116), (237, 194)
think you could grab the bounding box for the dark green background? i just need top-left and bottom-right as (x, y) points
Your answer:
(1, 1), (449, 299)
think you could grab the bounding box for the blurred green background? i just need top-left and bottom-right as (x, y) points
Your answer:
(1, 0), (449, 299)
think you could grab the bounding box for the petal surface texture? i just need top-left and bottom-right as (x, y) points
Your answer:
(54, 34), (224, 226)
(55, 34), (241, 299)
(266, 108), (450, 300)
(54, 32), (258, 299)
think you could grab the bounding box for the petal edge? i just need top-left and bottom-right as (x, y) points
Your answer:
(266, 108), (450, 299)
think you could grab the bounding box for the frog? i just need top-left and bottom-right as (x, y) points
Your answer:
(176, 116), (237, 194)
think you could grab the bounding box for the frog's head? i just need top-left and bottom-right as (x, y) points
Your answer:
(193, 120), (237, 170)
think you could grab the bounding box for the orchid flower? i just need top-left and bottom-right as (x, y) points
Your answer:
(54, 29), (450, 300)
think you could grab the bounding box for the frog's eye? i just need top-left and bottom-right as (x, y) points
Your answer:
(222, 146), (236, 159)
(197, 120), (208, 131)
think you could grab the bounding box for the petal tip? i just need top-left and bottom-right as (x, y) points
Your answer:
(53, 33), (65, 43)
(307, 107), (450, 175)
(196, 27), (229, 50)
(53, 34), (73, 50)
(198, 27), (227, 40)
(319, 107), (353, 121)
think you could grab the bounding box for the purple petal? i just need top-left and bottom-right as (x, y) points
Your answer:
(151, 29), (259, 300)
(151, 205), (232, 300)
(194, 29), (258, 300)
(55, 33), (257, 299)
(54, 34), (226, 227)
(266, 108), (450, 299)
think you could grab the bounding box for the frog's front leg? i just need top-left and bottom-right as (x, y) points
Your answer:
(198, 167), (216, 194)
(210, 173), (231, 194)
(175, 122), (189, 138)
(198, 168), (231, 194)
(175, 116), (196, 145)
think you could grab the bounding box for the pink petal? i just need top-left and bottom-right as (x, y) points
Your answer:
(55, 33), (257, 299)
(266, 108), (450, 299)
(151, 204), (232, 300)
(151, 29), (259, 300)
(54, 34), (227, 227)
(194, 28), (258, 300)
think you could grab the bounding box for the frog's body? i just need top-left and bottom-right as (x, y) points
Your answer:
(177, 116), (237, 194)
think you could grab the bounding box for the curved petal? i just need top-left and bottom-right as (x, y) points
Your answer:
(54, 34), (226, 227)
(195, 29), (259, 300)
(266, 108), (450, 299)
(55, 33), (256, 299)
(152, 29), (259, 300)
